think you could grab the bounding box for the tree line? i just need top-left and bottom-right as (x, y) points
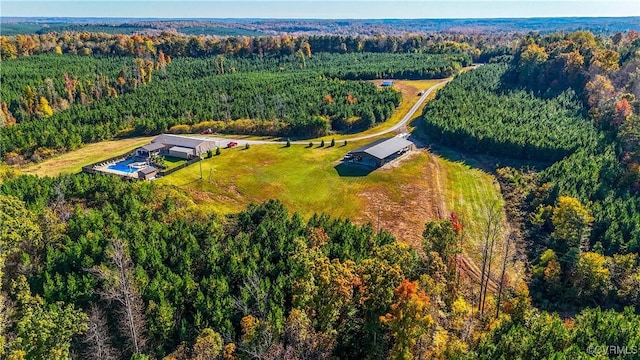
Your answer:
(421, 63), (597, 162)
(1, 32), (481, 60)
(0, 51), (476, 162)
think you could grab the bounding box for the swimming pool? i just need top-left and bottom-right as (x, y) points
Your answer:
(107, 159), (146, 174)
(108, 163), (138, 173)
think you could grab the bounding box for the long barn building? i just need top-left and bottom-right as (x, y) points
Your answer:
(137, 134), (218, 159)
(347, 136), (414, 168)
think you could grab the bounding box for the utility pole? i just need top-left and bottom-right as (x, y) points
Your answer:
(199, 149), (203, 180)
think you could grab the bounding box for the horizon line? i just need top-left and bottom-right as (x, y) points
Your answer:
(2, 15), (639, 20)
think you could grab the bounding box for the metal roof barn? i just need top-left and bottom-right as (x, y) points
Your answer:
(148, 134), (218, 155)
(152, 134), (208, 149)
(140, 143), (165, 152)
(348, 137), (414, 167)
(168, 146), (196, 159)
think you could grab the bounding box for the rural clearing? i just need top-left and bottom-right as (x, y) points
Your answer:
(18, 76), (505, 249)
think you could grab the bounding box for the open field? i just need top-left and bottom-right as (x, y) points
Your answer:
(437, 157), (505, 255)
(155, 140), (504, 248)
(156, 141), (443, 246)
(20, 137), (153, 177)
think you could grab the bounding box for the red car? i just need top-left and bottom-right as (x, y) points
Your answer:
(227, 141), (238, 148)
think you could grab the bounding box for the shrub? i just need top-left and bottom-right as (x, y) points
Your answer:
(308, 142), (314, 148)
(330, 138), (335, 147)
(320, 140), (325, 147)
(168, 124), (192, 134)
(286, 139), (291, 147)
(4, 152), (24, 165)
(245, 143), (250, 149)
(207, 149), (213, 158)
(215, 147), (221, 156)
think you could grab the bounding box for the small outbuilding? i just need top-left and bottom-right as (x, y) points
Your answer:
(347, 137), (414, 168)
(137, 166), (158, 180)
(381, 80), (394, 87)
(136, 142), (165, 158)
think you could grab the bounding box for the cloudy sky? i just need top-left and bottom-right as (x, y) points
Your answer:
(2, 0), (639, 19)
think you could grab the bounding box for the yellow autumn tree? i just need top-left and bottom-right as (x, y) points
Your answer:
(36, 97), (53, 118)
(551, 196), (594, 249)
(592, 49), (620, 72)
(1, 37), (18, 59)
(1, 102), (17, 127)
(574, 252), (611, 297)
(520, 43), (548, 65)
(301, 41), (312, 58)
(192, 328), (223, 360)
(585, 75), (615, 109)
(380, 279), (433, 360)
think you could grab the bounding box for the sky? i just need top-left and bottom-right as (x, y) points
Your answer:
(1, 0), (639, 19)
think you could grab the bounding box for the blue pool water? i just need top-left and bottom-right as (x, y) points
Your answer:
(108, 161), (138, 174)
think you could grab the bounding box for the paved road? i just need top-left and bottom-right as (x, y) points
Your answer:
(175, 77), (450, 147)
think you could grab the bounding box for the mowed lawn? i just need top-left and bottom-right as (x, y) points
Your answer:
(20, 137), (154, 177)
(158, 140), (390, 219)
(438, 157), (505, 246)
(156, 140), (503, 248)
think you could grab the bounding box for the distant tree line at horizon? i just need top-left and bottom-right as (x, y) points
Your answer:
(0, 31), (481, 60)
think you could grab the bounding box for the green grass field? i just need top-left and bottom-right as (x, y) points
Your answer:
(156, 139), (445, 246)
(155, 139), (504, 248)
(20, 137), (154, 177)
(162, 156), (187, 170)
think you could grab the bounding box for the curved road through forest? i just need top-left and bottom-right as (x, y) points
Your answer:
(177, 77), (451, 147)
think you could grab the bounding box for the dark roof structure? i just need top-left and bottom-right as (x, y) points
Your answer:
(138, 166), (158, 175)
(152, 134), (209, 149)
(140, 143), (165, 152)
(350, 137), (413, 160)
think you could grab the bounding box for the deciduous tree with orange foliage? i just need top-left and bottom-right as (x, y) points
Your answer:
(380, 279), (433, 360)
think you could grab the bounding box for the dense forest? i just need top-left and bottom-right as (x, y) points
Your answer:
(421, 30), (640, 311)
(422, 64), (597, 162)
(2, 173), (638, 359)
(1, 28), (640, 359)
(0, 48), (471, 162)
(3, 17), (637, 36)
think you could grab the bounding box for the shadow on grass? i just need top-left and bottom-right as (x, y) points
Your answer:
(334, 162), (374, 177)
